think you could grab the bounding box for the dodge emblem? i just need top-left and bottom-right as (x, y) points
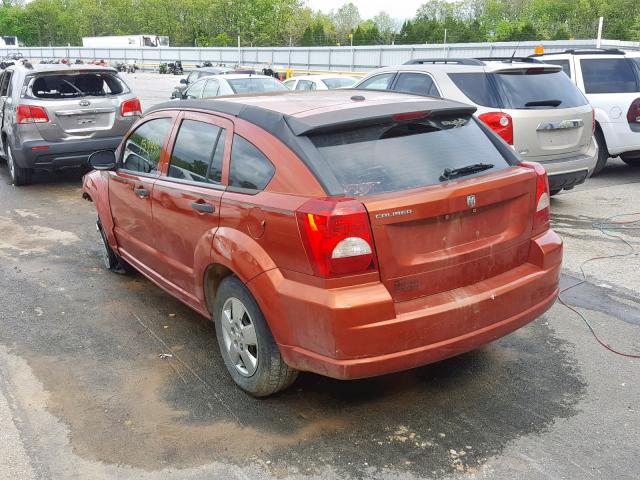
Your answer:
(467, 195), (476, 208)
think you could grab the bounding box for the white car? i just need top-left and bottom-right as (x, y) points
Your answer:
(534, 48), (640, 173)
(179, 74), (288, 99)
(283, 75), (358, 91)
(355, 58), (598, 194)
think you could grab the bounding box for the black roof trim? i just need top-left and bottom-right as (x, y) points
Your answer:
(475, 56), (542, 63)
(404, 58), (484, 66)
(531, 48), (626, 57)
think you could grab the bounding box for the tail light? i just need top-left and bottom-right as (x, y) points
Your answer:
(627, 98), (640, 125)
(296, 198), (377, 277)
(16, 105), (49, 124)
(478, 111), (513, 145)
(521, 162), (550, 236)
(120, 98), (142, 117)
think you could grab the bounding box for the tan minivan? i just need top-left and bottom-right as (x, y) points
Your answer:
(355, 57), (597, 195)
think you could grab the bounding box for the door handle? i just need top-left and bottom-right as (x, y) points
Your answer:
(191, 202), (214, 214)
(133, 187), (149, 198)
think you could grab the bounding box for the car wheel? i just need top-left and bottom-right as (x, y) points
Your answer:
(6, 144), (32, 186)
(97, 220), (130, 274)
(592, 130), (609, 176)
(620, 154), (640, 167)
(550, 189), (561, 196)
(214, 276), (298, 397)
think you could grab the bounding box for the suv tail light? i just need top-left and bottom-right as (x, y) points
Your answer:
(16, 105), (49, 124)
(521, 162), (550, 236)
(296, 198), (377, 277)
(627, 98), (640, 125)
(478, 112), (513, 145)
(120, 98), (142, 117)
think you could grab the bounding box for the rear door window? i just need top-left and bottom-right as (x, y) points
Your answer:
(121, 117), (172, 175)
(29, 73), (126, 99)
(448, 72), (500, 108)
(543, 59), (571, 78)
(357, 73), (395, 90)
(580, 58), (639, 94)
(493, 69), (588, 109)
(307, 115), (511, 196)
(229, 135), (275, 192)
(168, 119), (226, 185)
(392, 73), (440, 97)
(296, 80), (316, 91)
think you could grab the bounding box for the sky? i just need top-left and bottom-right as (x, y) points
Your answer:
(305, 0), (424, 20)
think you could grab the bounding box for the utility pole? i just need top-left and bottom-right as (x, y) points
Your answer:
(596, 17), (603, 48)
(444, 28), (447, 45)
(289, 35), (292, 47)
(237, 34), (241, 66)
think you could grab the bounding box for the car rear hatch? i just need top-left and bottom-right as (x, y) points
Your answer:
(302, 108), (538, 302)
(492, 65), (593, 161)
(25, 70), (131, 141)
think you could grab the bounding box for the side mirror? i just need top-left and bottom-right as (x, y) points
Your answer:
(180, 78), (187, 84)
(88, 150), (116, 170)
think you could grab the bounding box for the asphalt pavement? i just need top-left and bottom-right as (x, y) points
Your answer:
(0, 73), (639, 480)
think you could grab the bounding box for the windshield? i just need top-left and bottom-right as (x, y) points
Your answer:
(321, 77), (356, 89)
(308, 115), (511, 196)
(28, 72), (127, 99)
(227, 78), (287, 94)
(494, 69), (588, 109)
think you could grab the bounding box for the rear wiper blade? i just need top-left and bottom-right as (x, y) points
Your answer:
(524, 99), (561, 107)
(440, 163), (494, 181)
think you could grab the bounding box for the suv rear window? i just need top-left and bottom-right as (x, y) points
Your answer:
(29, 73), (126, 99)
(494, 69), (588, 109)
(580, 58), (639, 94)
(308, 115), (511, 196)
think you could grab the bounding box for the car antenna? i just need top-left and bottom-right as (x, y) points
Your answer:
(510, 41), (521, 62)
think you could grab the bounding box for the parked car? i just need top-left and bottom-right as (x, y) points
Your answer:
(0, 64), (141, 185)
(532, 48), (640, 174)
(355, 58), (598, 195)
(170, 66), (258, 99)
(177, 74), (288, 99)
(283, 74), (358, 91)
(82, 90), (562, 396)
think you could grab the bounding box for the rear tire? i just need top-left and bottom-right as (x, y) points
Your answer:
(214, 276), (298, 397)
(6, 144), (32, 186)
(620, 154), (640, 167)
(592, 129), (609, 176)
(550, 189), (561, 196)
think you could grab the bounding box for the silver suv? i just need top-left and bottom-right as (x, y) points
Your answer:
(355, 58), (598, 194)
(0, 64), (141, 185)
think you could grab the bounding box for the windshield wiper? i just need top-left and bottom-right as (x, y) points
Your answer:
(524, 99), (561, 108)
(440, 163), (494, 181)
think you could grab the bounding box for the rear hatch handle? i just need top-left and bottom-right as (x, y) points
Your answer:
(537, 119), (584, 131)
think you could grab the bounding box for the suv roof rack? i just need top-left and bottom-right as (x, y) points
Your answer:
(531, 48), (625, 57)
(475, 56), (542, 64)
(403, 58), (484, 66)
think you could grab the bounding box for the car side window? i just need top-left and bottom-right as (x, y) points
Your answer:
(186, 71), (198, 84)
(296, 80), (316, 91)
(393, 73), (440, 97)
(0, 72), (12, 96)
(544, 59), (571, 78)
(185, 79), (206, 99)
(121, 117), (172, 175)
(357, 73), (395, 90)
(167, 119), (226, 185)
(580, 58), (638, 94)
(229, 134), (275, 192)
(202, 79), (220, 98)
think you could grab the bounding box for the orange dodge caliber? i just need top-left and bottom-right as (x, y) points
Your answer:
(83, 90), (562, 396)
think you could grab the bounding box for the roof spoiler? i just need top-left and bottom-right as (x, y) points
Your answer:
(475, 56), (542, 64)
(403, 58), (484, 66)
(531, 48), (625, 57)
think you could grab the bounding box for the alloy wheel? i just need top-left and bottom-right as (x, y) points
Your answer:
(221, 297), (259, 377)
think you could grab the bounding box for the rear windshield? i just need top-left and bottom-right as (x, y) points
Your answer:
(307, 115), (511, 196)
(580, 58), (639, 94)
(28, 72), (127, 99)
(494, 69), (588, 109)
(321, 77), (356, 89)
(227, 78), (288, 94)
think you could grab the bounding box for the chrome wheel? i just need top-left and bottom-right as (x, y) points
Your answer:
(221, 297), (258, 377)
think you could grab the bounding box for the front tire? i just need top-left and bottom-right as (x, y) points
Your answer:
(6, 144), (32, 186)
(97, 220), (130, 274)
(592, 130), (609, 176)
(620, 153), (640, 167)
(214, 276), (298, 397)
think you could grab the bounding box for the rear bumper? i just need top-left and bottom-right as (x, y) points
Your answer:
(547, 169), (589, 191)
(11, 136), (123, 170)
(533, 137), (597, 190)
(249, 229), (562, 380)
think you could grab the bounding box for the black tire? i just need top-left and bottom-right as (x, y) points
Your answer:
(620, 154), (640, 167)
(97, 220), (130, 274)
(214, 276), (298, 397)
(592, 129), (609, 176)
(6, 144), (32, 186)
(550, 189), (561, 196)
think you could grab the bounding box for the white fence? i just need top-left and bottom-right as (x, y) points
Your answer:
(1, 39), (639, 73)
